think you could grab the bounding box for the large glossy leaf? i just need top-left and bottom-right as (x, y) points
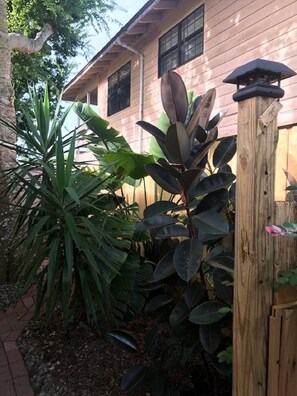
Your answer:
(161, 71), (188, 124)
(145, 163), (181, 194)
(145, 294), (173, 312)
(144, 201), (181, 219)
(174, 239), (202, 282)
(149, 112), (170, 159)
(185, 95), (202, 129)
(121, 363), (148, 392)
(198, 89), (216, 130)
(190, 173), (236, 198)
(107, 330), (139, 353)
(75, 103), (123, 143)
(138, 120), (174, 161)
(189, 301), (227, 325)
(137, 120), (166, 142)
(137, 214), (176, 231)
(104, 149), (154, 179)
(218, 164), (232, 173)
(157, 158), (181, 178)
(199, 323), (221, 354)
(192, 210), (229, 235)
(206, 110), (227, 133)
(155, 224), (189, 239)
(166, 122), (191, 164)
(178, 168), (204, 190)
(204, 248), (234, 272)
(195, 189), (229, 214)
(154, 251), (175, 281)
(286, 183), (297, 191)
(186, 141), (215, 170)
(184, 282), (206, 308)
(284, 170), (297, 186)
(213, 268), (233, 304)
(186, 89), (216, 137)
(213, 137), (237, 168)
(169, 299), (189, 326)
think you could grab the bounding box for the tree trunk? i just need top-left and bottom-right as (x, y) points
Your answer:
(0, 0), (17, 283)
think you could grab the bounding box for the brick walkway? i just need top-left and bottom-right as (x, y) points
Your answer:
(0, 289), (35, 396)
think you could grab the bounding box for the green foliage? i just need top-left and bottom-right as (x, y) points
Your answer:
(217, 346), (233, 364)
(74, 103), (155, 181)
(274, 269), (297, 289)
(109, 71), (235, 394)
(0, 87), (147, 329)
(108, 328), (190, 394)
(7, 0), (117, 109)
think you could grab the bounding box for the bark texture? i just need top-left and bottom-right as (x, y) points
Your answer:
(9, 23), (53, 53)
(0, 0), (17, 282)
(0, 1), (53, 282)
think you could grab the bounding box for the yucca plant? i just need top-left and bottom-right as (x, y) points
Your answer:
(0, 87), (143, 329)
(109, 71), (236, 395)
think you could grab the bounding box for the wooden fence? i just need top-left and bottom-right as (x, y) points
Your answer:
(267, 201), (297, 396)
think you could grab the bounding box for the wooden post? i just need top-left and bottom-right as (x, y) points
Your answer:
(233, 96), (276, 396)
(223, 59), (296, 396)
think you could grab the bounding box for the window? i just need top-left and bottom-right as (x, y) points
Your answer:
(158, 5), (204, 77)
(107, 62), (131, 116)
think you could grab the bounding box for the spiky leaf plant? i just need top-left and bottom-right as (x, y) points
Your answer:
(0, 87), (144, 329)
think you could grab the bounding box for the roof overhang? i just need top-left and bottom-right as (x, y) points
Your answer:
(62, 0), (178, 102)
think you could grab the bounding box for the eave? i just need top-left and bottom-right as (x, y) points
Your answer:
(62, 0), (177, 102)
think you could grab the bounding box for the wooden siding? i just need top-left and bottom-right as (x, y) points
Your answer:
(74, 0), (297, 200)
(87, 0), (297, 153)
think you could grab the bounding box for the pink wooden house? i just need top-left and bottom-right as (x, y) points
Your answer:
(62, 0), (297, 199)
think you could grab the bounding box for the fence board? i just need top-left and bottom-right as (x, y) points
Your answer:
(278, 306), (297, 395)
(274, 202), (297, 305)
(268, 302), (297, 396)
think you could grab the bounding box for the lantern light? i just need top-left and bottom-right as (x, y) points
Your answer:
(223, 58), (296, 102)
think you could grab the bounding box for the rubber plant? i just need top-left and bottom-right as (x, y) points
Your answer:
(108, 71), (236, 395)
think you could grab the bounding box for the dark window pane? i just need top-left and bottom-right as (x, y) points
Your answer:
(181, 9), (203, 40)
(108, 94), (118, 116)
(119, 84), (130, 110)
(107, 62), (131, 116)
(120, 63), (130, 79)
(160, 26), (178, 54)
(181, 32), (203, 63)
(160, 48), (179, 75)
(158, 5), (204, 76)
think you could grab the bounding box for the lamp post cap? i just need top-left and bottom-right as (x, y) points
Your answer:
(223, 58), (296, 85)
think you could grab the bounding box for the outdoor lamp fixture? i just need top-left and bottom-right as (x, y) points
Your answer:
(223, 58), (296, 102)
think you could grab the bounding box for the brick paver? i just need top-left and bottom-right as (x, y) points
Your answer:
(0, 289), (35, 396)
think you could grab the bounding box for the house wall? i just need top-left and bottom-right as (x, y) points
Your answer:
(93, 0), (297, 153)
(78, 0), (297, 196)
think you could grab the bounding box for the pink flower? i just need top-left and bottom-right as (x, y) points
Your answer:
(265, 225), (285, 236)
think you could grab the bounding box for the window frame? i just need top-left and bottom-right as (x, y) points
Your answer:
(107, 61), (131, 117)
(158, 5), (204, 77)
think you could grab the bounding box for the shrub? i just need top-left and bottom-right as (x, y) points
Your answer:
(109, 71), (236, 394)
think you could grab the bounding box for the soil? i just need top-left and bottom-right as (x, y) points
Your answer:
(2, 284), (231, 396)
(17, 313), (153, 396)
(17, 312), (232, 396)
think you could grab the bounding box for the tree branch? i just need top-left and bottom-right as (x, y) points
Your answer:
(8, 24), (54, 53)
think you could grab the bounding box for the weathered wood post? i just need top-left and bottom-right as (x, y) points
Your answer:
(223, 59), (296, 396)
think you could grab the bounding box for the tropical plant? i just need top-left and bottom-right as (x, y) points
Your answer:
(108, 71), (236, 394)
(74, 102), (155, 181)
(0, 86), (147, 329)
